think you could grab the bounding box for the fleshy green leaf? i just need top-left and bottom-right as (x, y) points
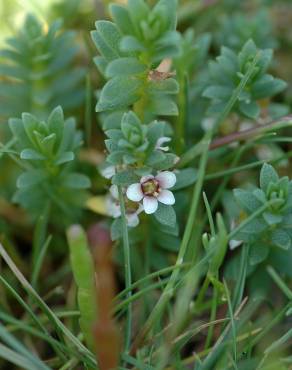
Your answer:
(106, 57), (147, 78)
(96, 76), (142, 112)
(172, 168), (197, 190)
(238, 100), (260, 119)
(112, 170), (139, 186)
(260, 163), (279, 193)
(271, 229), (291, 250)
(148, 78), (179, 95)
(148, 96), (178, 116)
(17, 170), (46, 189)
(154, 204), (176, 227)
(91, 21), (122, 62)
(233, 189), (262, 214)
(48, 106), (64, 147)
(110, 4), (136, 36)
(63, 173), (91, 189)
(249, 242), (269, 265)
(20, 149), (45, 160)
(55, 151), (74, 165)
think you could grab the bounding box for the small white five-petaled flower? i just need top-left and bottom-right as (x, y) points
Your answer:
(126, 171), (176, 215)
(106, 185), (143, 227)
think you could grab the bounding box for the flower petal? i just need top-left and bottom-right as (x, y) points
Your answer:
(109, 184), (119, 199)
(156, 171), (176, 189)
(156, 136), (171, 151)
(126, 213), (140, 228)
(157, 136), (171, 146)
(126, 183), (143, 202)
(105, 196), (121, 218)
(100, 165), (116, 179)
(143, 196), (158, 214)
(136, 203), (144, 215)
(157, 189), (175, 205)
(229, 239), (243, 250)
(140, 174), (154, 183)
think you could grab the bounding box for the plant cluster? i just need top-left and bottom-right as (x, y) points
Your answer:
(216, 10), (277, 52)
(203, 39), (287, 119)
(0, 14), (85, 123)
(92, 0), (199, 241)
(92, 0), (180, 116)
(233, 163), (292, 265)
(9, 106), (90, 217)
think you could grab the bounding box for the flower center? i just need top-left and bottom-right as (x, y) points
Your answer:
(141, 179), (159, 196)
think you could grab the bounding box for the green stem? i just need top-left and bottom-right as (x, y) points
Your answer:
(115, 279), (169, 316)
(205, 284), (219, 350)
(176, 71), (187, 154)
(266, 266), (292, 300)
(115, 262), (190, 301)
(133, 95), (147, 121)
(31, 235), (52, 289)
(242, 302), (292, 360)
(31, 202), (51, 288)
(118, 186), (132, 353)
(232, 245), (249, 310)
(195, 275), (210, 309)
(143, 220), (152, 319)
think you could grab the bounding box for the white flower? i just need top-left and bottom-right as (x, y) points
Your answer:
(126, 204), (144, 227)
(106, 185), (121, 218)
(229, 219), (243, 250)
(126, 171), (176, 215)
(100, 165), (116, 179)
(155, 136), (171, 152)
(229, 239), (243, 250)
(106, 185), (143, 227)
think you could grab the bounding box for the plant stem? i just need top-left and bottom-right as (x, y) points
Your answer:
(118, 186), (132, 353)
(175, 71), (187, 154)
(205, 284), (219, 350)
(232, 245), (249, 310)
(241, 302), (292, 360)
(266, 266), (292, 300)
(115, 262), (190, 301)
(133, 95), (147, 121)
(31, 202), (51, 288)
(195, 275), (210, 309)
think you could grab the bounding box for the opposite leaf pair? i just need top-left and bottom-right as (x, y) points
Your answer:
(103, 110), (177, 170)
(203, 39), (287, 119)
(233, 163), (292, 266)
